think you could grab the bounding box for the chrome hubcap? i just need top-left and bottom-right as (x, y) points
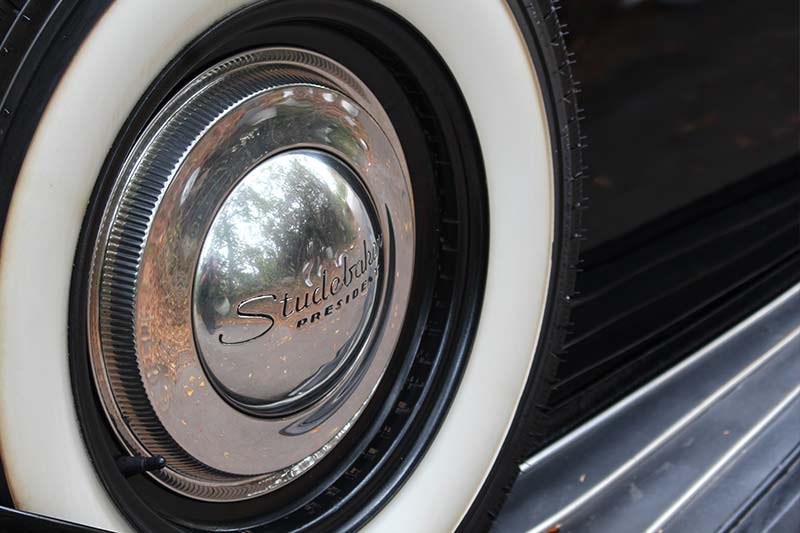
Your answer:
(193, 149), (382, 417)
(88, 48), (413, 501)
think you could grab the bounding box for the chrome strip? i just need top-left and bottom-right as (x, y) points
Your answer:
(499, 281), (800, 533)
(643, 382), (800, 533)
(520, 282), (800, 473)
(525, 324), (800, 532)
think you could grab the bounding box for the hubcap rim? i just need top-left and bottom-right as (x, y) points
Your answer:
(87, 48), (414, 501)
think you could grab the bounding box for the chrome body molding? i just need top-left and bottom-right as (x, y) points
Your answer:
(87, 48), (414, 501)
(498, 282), (800, 532)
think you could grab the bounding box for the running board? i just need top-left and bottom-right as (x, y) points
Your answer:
(497, 283), (800, 532)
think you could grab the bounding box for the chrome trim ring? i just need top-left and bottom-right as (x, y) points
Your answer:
(87, 48), (414, 502)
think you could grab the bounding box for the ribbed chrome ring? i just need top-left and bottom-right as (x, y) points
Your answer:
(87, 48), (414, 501)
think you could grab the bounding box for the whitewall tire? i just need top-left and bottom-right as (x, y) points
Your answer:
(0, 1), (582, 531)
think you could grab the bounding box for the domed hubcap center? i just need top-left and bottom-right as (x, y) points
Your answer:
(193, 149), (382, 417)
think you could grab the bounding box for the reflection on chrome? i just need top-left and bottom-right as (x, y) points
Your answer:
(194, 150), (382, 417)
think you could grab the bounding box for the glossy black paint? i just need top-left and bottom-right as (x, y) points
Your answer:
(537, 0), (800, 441)
(565, 0), (799, 247)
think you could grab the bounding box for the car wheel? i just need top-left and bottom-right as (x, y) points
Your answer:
(0, 1), (582, 531)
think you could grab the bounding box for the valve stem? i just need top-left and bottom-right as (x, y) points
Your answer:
(116, 455), (166, 477)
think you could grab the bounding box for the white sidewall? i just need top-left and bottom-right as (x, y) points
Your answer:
(365, 2), (552, 531)
(0, 1), (552, 532)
